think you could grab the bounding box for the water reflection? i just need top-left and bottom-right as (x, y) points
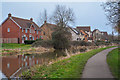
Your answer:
(1, 51), (64, 78)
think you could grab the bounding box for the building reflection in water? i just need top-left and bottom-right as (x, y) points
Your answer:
(1, 54), (48, 78)
(1, 52), (63, 78)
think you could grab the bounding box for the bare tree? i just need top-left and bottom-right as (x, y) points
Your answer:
(37, 9), (48, 26)
(51, 5), (75, 56)
(51, 5), (75, 27)
(103, 0), (120, 33)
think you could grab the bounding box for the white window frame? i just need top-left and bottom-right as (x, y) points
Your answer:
(8, 28), (10, 32)
(25, 29), (28, 33)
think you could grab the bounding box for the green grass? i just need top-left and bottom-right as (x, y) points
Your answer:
(107, 48), (119, 78)
(22, 46), (115, 78)
(1, 43), (31, 49)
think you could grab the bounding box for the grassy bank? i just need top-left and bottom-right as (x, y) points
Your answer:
(22, 46), (115, 78)
(2, 43), (31, 49)
(107, 48), (119, 78)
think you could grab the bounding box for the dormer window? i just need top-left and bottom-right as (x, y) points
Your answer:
(7, 28), (10, 32)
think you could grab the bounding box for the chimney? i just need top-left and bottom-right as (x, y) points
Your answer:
(30, 18), (33, 21)
(8, 13), (11, 17)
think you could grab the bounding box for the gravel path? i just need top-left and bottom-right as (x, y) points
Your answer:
(82, 47), (117, 78)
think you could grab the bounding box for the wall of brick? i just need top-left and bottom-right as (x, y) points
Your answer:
(1, 17), (41, 43)
(40, 24), (54, 40)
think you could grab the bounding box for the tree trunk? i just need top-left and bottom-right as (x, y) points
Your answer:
(65, 49), (70, 57)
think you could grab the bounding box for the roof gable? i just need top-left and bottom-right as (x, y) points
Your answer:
(0, 16), (40, 30)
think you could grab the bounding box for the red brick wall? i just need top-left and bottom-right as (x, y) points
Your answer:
(1, 18), (41, 43)
(2, 18), (21, 43)
(40, 24), (54, 40)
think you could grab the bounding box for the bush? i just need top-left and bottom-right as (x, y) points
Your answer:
(32, 40), (53, 48)
(95, 40), (111, 46)
(24, 40), (35, 44)
(71, 41), (91, 46)
(52, 27), (71, 50)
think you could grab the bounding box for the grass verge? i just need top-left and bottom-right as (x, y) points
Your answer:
(2, 43), (31, 49)
(107, 48), (119, 78)
(22, 46), (115, 78)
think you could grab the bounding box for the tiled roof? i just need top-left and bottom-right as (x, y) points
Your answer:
(92, 29), (100, 33)
(76, 26), (91, 32)
(68, 27), (79, 35)
(11, 17), (40, 30)
(40, 22), (56, 30)
(101, 32), (108, 36)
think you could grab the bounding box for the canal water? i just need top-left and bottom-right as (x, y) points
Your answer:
(0, 51), (65, 78)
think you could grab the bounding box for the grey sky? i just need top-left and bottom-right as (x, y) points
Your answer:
(1, 2), (114, 34)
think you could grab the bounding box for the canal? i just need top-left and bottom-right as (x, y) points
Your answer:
(0, 51), (65, 78)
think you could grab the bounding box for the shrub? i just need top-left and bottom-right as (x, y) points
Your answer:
(95, 40), (111, 46)
(71, 41), (91, 46)
(24, 40), (35, 44)
(32, 40), (53, 48)
(52, 27), (71, 50)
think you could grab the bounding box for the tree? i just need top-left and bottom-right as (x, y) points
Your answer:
(103, 0), (120, 33)
(37, 9), (48, 26)
(51, 5), (75, 27)
(51, 5), (75, 56)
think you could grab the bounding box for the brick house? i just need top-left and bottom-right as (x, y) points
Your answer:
(0, 13), (41, 43)
(40, 21), (56, 40)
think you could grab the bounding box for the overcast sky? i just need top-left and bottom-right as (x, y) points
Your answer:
(1, 2), (115, 34)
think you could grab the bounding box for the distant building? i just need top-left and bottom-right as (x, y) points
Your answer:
(101, 31), (108, 41)
(0, 13), (41, 43)
(92, 29), (108, 41)
(76, 26), (92, 42)
(76, 26), (91, 37)
(68, 27), (88, 42)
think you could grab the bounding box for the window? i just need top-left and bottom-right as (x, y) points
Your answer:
(77, 38), (79, 41)
(25, 37), (27, 40)
(33, 37), (34, 40)
(7, 63), (10, 68)
(25, 29), (28, 33)
(22, 29), (24, 32)
(30, 29), (31, 33)
(36, 60), (38, 64)
(25, 62), (27, 67)
(37, 37), (38, 39)
(7, 28), (10, 32)
(37, 30), (38, 34)
(43, 32), (45, 35)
